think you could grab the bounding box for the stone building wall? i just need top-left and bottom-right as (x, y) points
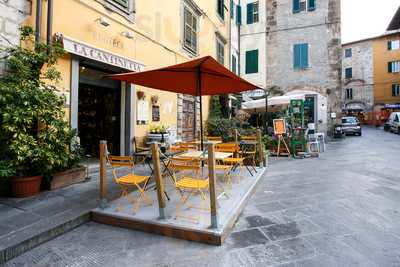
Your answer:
(0, 0), (31, 75)
(265, 0), (341, 132)
(342, 40), (374, 111)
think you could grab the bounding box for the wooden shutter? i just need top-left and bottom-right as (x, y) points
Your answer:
(301, 44), (309, 68)
(388, 41), (392, 50)
(308, 0), (316, 11)
(247, 3), (253, 24)
(230, 0), (234, 18)
(293, 0), (300, 13)
(218, 0), (224, 19)
(236, 5), (242, 25)
(388, 62), (392, 73)
(293, 44), (301, 69)
(246, 50), (258, 74)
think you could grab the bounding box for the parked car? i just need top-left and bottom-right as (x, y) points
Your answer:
(341, 116), (362, 136)
(384, 112), (400, 134)
(333, 124), (345, 139)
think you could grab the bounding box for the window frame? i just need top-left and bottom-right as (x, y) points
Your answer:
(252, 1), (259, 23)
(388, 40), (400, 50)
(98, 0), (135, 21)
(392, 84), (400, 97)
(345, 88), (353, 100)
(345, 67), (353, 79)
(344, 48), (352, 58)
(293, 0), (316, 14)
(388, 61), (400, 73)
(217, 0), (225, 21)
(182, 2), (200, 56)
(216, 36), (225, 65)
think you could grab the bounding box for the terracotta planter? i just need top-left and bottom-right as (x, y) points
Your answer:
(50, 166), (87, 190)
(137, 91), (145, 100)
(11, 175), (42, 198)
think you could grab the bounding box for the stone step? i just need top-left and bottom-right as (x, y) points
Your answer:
(0, 202), (92, 264)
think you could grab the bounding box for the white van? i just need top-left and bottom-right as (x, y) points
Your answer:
(384, 112), (400, 134)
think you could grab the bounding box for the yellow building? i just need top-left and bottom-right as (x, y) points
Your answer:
(373, 7), (400, 112)
(373, 32), (400, 111)
(24, 0), (231, 156)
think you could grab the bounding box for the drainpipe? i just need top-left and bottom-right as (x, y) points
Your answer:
(46, 0), (53, 52)
(35, 0), (43, 45)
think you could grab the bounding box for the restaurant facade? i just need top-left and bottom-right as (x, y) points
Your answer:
(25, 0), (233, 156)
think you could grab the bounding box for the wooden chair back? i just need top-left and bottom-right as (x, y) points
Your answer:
(241, 135), (257, 141)
(207, 136), (222, 142)
(215, 143), (240, 153)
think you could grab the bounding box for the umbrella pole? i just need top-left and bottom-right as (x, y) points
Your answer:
(197, 67), (204, 151)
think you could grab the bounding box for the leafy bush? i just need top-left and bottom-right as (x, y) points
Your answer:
(206, 117), (240, 142)
(0, 27), (82, 178)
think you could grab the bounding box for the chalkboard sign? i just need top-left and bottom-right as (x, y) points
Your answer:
(152, 105), (160, 121)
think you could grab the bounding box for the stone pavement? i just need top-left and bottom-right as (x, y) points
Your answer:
(0, 162), (152, 263)
(4, 127), (400, 266)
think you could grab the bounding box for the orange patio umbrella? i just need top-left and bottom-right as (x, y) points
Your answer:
(107, 56), (259, 149)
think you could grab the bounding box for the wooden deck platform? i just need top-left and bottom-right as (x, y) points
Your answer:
(91, 167), (266, 245)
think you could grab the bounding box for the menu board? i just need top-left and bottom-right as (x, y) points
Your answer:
(152, 105), (160, 121)
(273, 119), (286, 135)
(137, 100), (149, 125)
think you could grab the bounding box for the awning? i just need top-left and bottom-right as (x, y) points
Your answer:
(241, 93), (306, 112)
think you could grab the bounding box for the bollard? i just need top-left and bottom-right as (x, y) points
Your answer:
(207, 143), (218, 229)
(256, 129), (266, 167)
(151, 143), (166, 219)
(99, 140), (108, 208)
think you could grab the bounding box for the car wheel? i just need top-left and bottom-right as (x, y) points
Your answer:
(359, 132), (362, 136)
(398, 127), (400, 135)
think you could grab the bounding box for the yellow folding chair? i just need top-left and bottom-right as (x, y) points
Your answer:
(207, 136), (222, 142)
(169, 160), (209, 223)
(215, 143), (245, 182)
(108, 155), (152, 214)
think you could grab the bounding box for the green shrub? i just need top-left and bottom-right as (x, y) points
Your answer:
(0, 27), (82, 178)
(206, 117), (240, 142)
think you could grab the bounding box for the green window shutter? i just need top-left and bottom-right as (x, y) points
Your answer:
(230, 0), (234, 18)
(247, 3), (253, 24)
(388, 62), (392, 73)
(301, 43), (309, 68)
(388, 41), (392, 50)
(393, 84), (396, 96)
(236, 5), (242, 25)
(293, 44), (301, 69)
(246, 50), (258, 74)
(293, 0), (300, 13)
(308, 0), (316, 11)
(218, 0), (224, 19)
(232, 55), (237, 74)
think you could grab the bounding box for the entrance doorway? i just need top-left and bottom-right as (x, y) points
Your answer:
(182, 98), (195, 140)
(78, 66), (121, 157)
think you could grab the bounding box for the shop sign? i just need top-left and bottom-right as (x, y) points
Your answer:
(384, 103), (400, 109)
(62, 36), (144, 72)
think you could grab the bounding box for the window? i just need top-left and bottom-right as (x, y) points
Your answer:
(217, 0), (224, 20)
(230, 0), (234, 18)
(388, 40), (400, 50)
(293, 0), (316, 13)
(236, 5), (242, 25)
(345, 67), (352, 78)
(345, 88), (353, 100)
(393, 84), (400, 97)
(345, 48), (352, 58)
(216, 37), (225, 64)
(183, 6), (198, 55)
(293, 43), (309, 69)
(245, 50), (258, 74)
(102, 0), (135, 20)
(388, 61), (400, 73)
(247, 2), (259, 24)
(232, 54), (237, 74)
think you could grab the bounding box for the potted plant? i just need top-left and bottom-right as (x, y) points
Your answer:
(137, 90), (145, 100)
(147, 125), (170, 143)
(0, 27), (82, 197)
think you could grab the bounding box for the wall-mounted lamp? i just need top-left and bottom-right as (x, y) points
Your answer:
(95, 17), (110, 27)
(121, 31), (134, 39)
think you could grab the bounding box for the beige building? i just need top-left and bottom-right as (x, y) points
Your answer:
(23, 0), (232, 156)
